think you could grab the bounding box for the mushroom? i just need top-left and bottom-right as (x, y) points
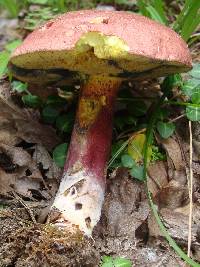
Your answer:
(9, 10), (192, 236)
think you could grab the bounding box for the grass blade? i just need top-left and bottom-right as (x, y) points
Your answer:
(0, 0), (19, 17)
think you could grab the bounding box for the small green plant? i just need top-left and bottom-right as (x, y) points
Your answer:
(24, 7), (59, 30)
(53, 143), (68, 167)
(100, 255), (132, 267)
(11, 81), (43, 108)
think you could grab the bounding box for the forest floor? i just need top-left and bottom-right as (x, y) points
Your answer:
(0, 2), (200, 267)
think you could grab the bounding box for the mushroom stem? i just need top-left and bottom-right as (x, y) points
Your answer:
(50, 75), (121, 235)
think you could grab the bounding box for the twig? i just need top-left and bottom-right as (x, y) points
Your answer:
(187, 120), (193, 257)
(168, 114), (185, 123)
(11, 191), (37, 224)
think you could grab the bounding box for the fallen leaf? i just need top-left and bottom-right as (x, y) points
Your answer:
(32, 144), (62, 180)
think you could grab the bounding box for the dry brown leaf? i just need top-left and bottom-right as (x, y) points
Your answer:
(100, 169), (149, 238)
(157, 136), (184, 171)
(0, 143), (59, 200)
(32, 144), (62, 180)
(156, 135), (187, 185)
(148, 205), (200, 250)
(0, 83), (60, 151)
(154, 180), (189, 209)
(147, 160), (169, 196)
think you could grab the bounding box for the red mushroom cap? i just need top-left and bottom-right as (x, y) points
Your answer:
(10, 10), (192, 82)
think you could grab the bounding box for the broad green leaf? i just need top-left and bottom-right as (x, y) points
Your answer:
(5, 39), (22, 52)
(128, 133), (152, 163)
(56, 114), (74, 133)
(100, 256), (132, 267)
(101, 256), (113, 263)
(130, 165), (144, 181)
(42, 106), (59, 124)
(0, 51), (10, 77)
(189, 63), (200, 79)
(181, 80), (200, 97)
(11, 81), (28, 93)
(186, 106), (200, 121)
(22, 95), (43, 108)
(121, 154), (135, 168)
(113, 257), (132, 267)
(156, 121), (175, 139)
(53, 143), (68, 167)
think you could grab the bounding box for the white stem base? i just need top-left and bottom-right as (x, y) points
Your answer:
(51, 170), (104, 236)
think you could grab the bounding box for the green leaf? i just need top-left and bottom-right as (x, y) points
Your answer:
(101, 256), (113, 263)
(174, 0), (200, 41)
(156, 121), (175, 139)
(180, 2), (200, 41)
(53, 143), (68, 167)
(128, 133), (152, 163)
(152, 0), (167, 25)
(11, 81), (28, 93)
(146, 5), (166, 24)
(189, 63), (200, 79)
(22, 95), (43, 108)
(186, 106), (200, 121)
(121, 154), (135, 168)
(191, 91), (200, 104)
(100, 256), (132, 267)
(181, 80), (200, 97)
(0, 0), (19, 18)
(0, 51), (10, 77)
(46, 95), (66, 107)
(5, 39), (22, 52)
(161, 75), (181, 97)
(127, 100), (147, 117)
(56, 114), (74, 133)
(113, 257), (132, 267)
(130, 165), (144, 181)
(101, 262), (113, 267)
(28, 0), (48, 4)
(137, 0), (150, 17)
(42, 106), (59, 124)
(157, 109), (169, 120)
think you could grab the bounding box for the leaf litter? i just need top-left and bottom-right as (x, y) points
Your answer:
(0, 70), (200, 265)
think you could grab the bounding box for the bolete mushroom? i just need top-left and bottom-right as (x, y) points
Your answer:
(9, 10), (192, 236)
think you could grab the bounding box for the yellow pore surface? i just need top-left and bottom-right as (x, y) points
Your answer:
(11, 32), (164, 76)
